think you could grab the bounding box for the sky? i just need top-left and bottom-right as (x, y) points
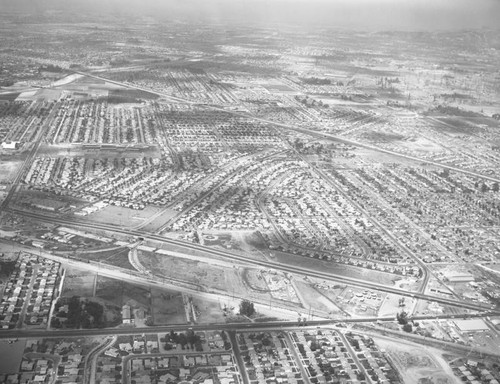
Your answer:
(1, 0), (499, 31)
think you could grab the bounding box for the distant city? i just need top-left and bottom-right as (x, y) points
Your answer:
(0, 1), (500, 384)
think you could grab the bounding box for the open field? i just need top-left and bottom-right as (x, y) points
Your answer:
(84, 205), (162, 227)
(150, 288), (186, 325)
(0, 339), (25, 374)
(191, 296), (226, 324)
(375, 337), (458, 384)
(0, 92), (20, 101)
(293, 280), (343, 317)
(60, 267), (96, 298)
(95, 275), (150, 309)
(137, 251), (237, 293)
(0, 159), (22, 183)
(378, 293), (416, 318)
(241, 268), (269, 292)
(81, 248), (135, 270)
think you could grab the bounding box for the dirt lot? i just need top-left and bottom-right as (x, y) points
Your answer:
(191, 296), (226, 324)
(94, 275), (151, 309)
(193, 230), (270, 263)
(151, 288), (186, 325)
(0, 159), (22, 183)
(378, 293), (416, 318)
(82, 247), (135, 270)
(242, 268), (269, 292)
(85, 205), (163, 228)
(137, 251), (239, 293)
(60, 267), (96, 298)
(374, 337), (459, 384)
(319, 285), (384, 318)
(293, 280), (343, 317)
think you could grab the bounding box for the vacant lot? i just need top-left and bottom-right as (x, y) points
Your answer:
(60, 267), (96, 298)
(0, 339), (25, 374)
(82, 247), (135, 270)
(86, 205), (161, 228)
(151, 288), (186, 325)
(294, 281), (344, 317)
(0, 160), (22, 183)
(0, 92), (20, 101)
(375, 337), (456, 384)
(94, 275), (151, 309)
(138, 251), (230, 292)
(191, 296), (226, 324)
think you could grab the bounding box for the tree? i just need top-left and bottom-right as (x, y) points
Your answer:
(396, 311), (408, 325)
(178, 333), (187, 348)
(164, 343), (173, 351)
(186, 329), (200, 349)
(403, 323), (413, 333)
(240, 300), (255, 317)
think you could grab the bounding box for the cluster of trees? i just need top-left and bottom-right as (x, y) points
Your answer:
(240, 300), (255, 317)
(295, 95), (329, 108)
(248, 332), (274, 348)
(291, 138), (329, 155)
(428, 105), (482, 117)
(110, 57), (131, 67)
(386, 100), (414, 110)
(0, 260), (17, 277)
(440, 92), (471, 100)
(378, 77), (400, 88)
(52, 296), (110, 329)
(0, 79), (15, 87)
(396, 311), (414, 333)
(163, 329), (203, 351)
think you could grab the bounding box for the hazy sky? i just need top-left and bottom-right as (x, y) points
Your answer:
(2, 0), (499, 31)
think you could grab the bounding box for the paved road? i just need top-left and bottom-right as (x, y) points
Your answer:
(284, 332), (312, 384)
(84, 336), (116, 384)
(229, 331), (250, 384)
(0, 311), (495, 340)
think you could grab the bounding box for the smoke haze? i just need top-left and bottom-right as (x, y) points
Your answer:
(1, 0), (499, 31)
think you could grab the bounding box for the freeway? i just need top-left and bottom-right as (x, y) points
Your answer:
(7, 207), (500, 315)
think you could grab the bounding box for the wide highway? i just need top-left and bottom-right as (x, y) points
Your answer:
(0, 311), (494, 340)
(6, 207), (500, 315)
